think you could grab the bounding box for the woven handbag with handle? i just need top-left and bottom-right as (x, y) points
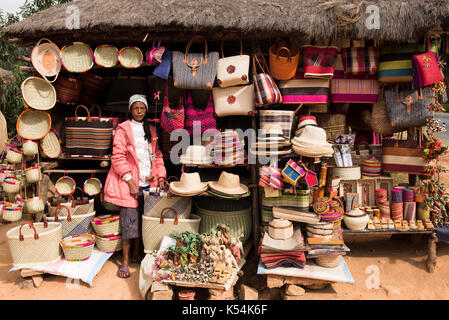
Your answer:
(217, 34), (250, 88)
(253, 50), (282, 107)
(269, 41), (300, 81)
(47, 191), (94, 217)
(160, 86), (185, 131)
(47, 204), (95, 238)
(212, 84), (255, 117)
(172, 35), (218, 89)
(341, 45), (379, 75)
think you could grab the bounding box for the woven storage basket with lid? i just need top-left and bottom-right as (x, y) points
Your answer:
(60, 42), (94, 73)
(22, 140), (39, 157)
(7, 218), (62, 267)
(31, 38), (61, 82)
(362, 155), (382, 177)
(39, 128), (62, 159)
(60, 233), (95, 261)
(94, 45), (119, 68)
(268, 218), (294, 240)
(95, 234), (122, 253)
(315, 255), (341, 268)
(16, 109), (51, 140)
(118, 47), (143, 69)
(195, 197), (252, 242)
(91, 215), (120, 237)
(21, 77), (56, 110)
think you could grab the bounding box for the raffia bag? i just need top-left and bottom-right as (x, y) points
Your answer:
(47, 204), (95, 238)
(6, 147), (23, 164)
(3, 177), (21, 194)
(91, 215), (120, 237)
(7, 217), (62, 267)
(47, 192), (94, 217)
(142, 208), (201, 253)
(22, 140), (39, 157)
(95, 234), (122, 253)
(60, 234), (95, 261)
(2, 203), (23, 222)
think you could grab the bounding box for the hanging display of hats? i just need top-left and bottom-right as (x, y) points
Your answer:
(118, 46), (143, 69)
(169, 172), (208, 196)
(94, 45), (119, 68)
(208, 171), (249, 197)
(21, 77), (57, 110)
(16, 109), (51, 141)
(60, 42), (94, 73)
(292, 116), (334, 158)
(31, 38), (61, 82)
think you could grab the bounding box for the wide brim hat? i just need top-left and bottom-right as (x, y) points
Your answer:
(169, 172), (208, 195)
(169, 185), (208, 196)
(21, 77), (57, 110)
(292, 144), (334, 158)
(31, 38), (61, 81)
(207, 188), (250, 199)
(258, 125), (289, 143)
(60, 42), (94, 73)
(16, 109), (51, 140)
(249, 147), (292, 156)
(94, 45), (119, 68)
(208, 171), (249, 196)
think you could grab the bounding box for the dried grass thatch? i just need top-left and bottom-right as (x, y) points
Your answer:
(3, 0), (449, 45)
(0, 68), (14, 84)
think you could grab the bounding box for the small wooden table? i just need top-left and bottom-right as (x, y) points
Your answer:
(343, 228), (437, 273)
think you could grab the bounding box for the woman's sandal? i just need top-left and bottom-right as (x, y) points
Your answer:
(117, 266), (130, 278)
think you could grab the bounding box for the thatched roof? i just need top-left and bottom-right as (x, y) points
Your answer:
(3, 0), (449, 46)
(0, 68), (14, 83)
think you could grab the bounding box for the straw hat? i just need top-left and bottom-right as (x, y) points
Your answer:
(291, 120), (334, 157)
(169, 172), (208, 196)
(208, 171), (249, 196)
(94, 45), (119, 68)
(21, 77), (57, 110)
(180, 145), (213, 165)
(0, 111), (7, 154)
(60, 42), (94, 73)
(31, 38), (61, 82)
(39, 128), (62, 159)
(16, 109), (51, 140)
(118, 47), (143, 69)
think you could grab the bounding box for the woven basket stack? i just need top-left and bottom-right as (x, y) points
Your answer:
(91, 215), (122, 253)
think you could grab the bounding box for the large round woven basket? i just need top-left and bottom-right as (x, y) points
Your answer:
(315, 255), (341, 268)
(95, 234), (122, 253)
(21, 77), (57, 110)
(194, 197), (252, 242)
(7, 221), (62, 267)
(83, 177), (102, 196)
(60, 42), (94, 73)
(2, 203), (23, 222)
(91, 215), (120, 237)
(60, 234), (95, 261)
(39, 128), (62, 159)
(118, 47), (143, 69)
(22, 140), (39, 157)
(31, 38), (61, 82)
(16, 109), (51, 140)
(94, 45), (119, 68)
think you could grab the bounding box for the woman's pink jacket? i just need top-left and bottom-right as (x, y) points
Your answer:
(104, 120), (166, 208)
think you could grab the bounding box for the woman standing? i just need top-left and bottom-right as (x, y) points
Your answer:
(104, 94), (166, 278)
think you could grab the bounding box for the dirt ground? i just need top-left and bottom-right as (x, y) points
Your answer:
(1, 156), (449, 300)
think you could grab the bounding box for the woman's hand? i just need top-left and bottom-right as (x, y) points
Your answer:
(127, 180), (139, 198)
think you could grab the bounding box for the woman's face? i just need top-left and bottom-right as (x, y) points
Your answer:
(131, 101), (147, 122)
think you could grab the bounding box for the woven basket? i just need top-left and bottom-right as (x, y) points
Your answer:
(7, 219), (62, 267)
(25, 196), (45, 214)
(83, 177), (102, 196)
(54, 76), (82, 104)
(95, 234), (122, 253)
(48, 205), (95, 238)
(2, 203), (23, 222)
(17, 109), (51, 141)
(313, 113), (347, 141)
(259, 110), (295, 140)
(25, 166), (41, 184)
(6, 148), (23, 164)
(31, 38), (61, 82)
(40, 128), (62, 159)
(3, 177), (21, 194)
(118, 47), (143, 68)
(195, 197), (252, 242)
(142, 209), (201, 253)
(315, 255), (341, 268)
(22, 140), (39, 157)
(91, 215), (120, 237)
(60, 42), (94, 73)
(60, 234), (95, 261)
(47, 193), (94, 217)
(94, 45), (119, 68)
(55, 176), (76, 195)
(21, 77), (56, 111)
(331, 166), (361, 180)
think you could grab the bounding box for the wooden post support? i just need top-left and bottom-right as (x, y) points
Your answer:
(426, 232), (437, 273)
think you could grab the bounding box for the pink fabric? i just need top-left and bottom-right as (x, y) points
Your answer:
(104, 120), (166, 208)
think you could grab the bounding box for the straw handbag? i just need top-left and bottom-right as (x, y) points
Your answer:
(269, 42), (300, 80)
(94, 45), (119, 68)
(83, 177), (102, 196)
(25, 196), (45, 214)
(253, 50), (282, 107)
(216, 35), (250, 88)
(47, 192), (94, 217)
(91, 215), (120, 237)
(55, 176), (76, 195)
(3, 176), (21, 194)
(31, 38), (61, 83)
(60, 42), (94, 73)
(47, 204), (95, 238)
(259, 110), (294, 140)
(212, 84), (255, 117)
(60, 234), (95, 261)
(21, 77), (57, 110)
(7, 217), (62, 267)
(95, 234), (122, 253)
(142, 208), (201, 252)
(39, 128), (62, 159)
(279, 72), (330, 104)
(6, 147), (23, 164)
(22, 140), (39, 157)
(2, 202), (23, 222)
(118, 47), (143, 69)
(172, 35), (219, 89)
(54, 76), (82, 105)
(16, 109), (51, 141)
(25, 166), (41, 184)
(302, 45), (339, 79)
(143, 185), (192, 219)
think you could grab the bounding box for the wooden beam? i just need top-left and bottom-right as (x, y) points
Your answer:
(18, 55), (32, 63)
(19, 66), (35, 73)
(21, 269), (44, 278)
(43, 169), (109, 174)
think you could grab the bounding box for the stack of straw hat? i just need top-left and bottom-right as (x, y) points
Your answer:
(292, 116), (333, 158)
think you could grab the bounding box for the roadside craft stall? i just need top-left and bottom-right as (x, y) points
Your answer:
(2, 0), (449, 299)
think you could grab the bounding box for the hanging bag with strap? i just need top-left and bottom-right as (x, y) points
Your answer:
(252, 50), (282, 107)
(160, 85), (185, 131)
(216, 34), (250, 88)
(413, 38), (444, 88)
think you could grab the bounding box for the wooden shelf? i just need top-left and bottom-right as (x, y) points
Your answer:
(59, 155), (111, 161)
(343, 228), (435, 235)
(43, 169), (109, 174)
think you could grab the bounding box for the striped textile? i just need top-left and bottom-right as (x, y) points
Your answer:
(253, 73), (282, 107)
(262, 192), (309, 210)
(259, 110), (294, 140)
(404, 202), (416, 222)
(302, 46), (339, 79)
(382, 146), (428, 175)
(64, 118), (113, 156)
(341, 47), (379, 75)
(279, 72), (330, 104)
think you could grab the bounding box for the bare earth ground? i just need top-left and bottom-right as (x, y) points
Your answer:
(1, 156), (449, 300)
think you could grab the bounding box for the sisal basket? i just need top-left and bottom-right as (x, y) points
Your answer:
(39, 128), (62, 159)
(60, 42), (94, 73)
(22, 140), (39, 157)
(16, 109), (51, 141)
(2, 203), (23, 222)
(25, 166), (41, 184)
(25, 196), (45, 214)
(47, 191), (94, 217)
(3, 177), (21, 194)
(94, 45), (119, 68)
(315, 255), (341, 268)
(313, 113), (347, 141)
(47, 205), (95, 238)
(21, 77), (57, 111)
(55, 176), (76, 195)
(6, 148), (23, 164)
(60, 234), (96, 261)
(91, 215), (120, 237)
(95, 234), (122, 253)
(118, 47), (143, 68)
(83, 177), (102, 196)
(7, 220), (62, 267)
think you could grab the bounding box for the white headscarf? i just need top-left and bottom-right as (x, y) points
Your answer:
(129, 94), (148, 110)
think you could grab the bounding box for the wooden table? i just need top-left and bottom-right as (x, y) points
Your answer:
(343, 228), (437, 273)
